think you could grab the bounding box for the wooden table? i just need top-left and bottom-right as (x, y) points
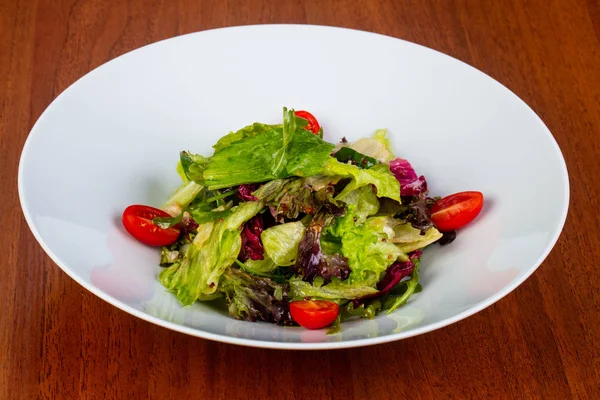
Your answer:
(2, 0), (599, 398)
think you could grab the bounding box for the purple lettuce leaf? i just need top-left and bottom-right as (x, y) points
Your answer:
(237, 184), (259, 201)
(353, 250), (422, 306)
(294, 210), (350, 284)
(389, 158), (428, 196)
(396, 194), (434, 232)
(221, 268), (294, 326)
(239, 215), (265, 261)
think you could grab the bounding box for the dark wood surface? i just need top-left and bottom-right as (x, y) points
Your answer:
(2, 0), (599, 398)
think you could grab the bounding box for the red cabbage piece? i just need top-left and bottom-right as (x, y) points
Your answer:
(389, 158), (428, 196)
(240, 215), (265, 261)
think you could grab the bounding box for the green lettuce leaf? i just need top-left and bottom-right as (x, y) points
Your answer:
(305, 175), (342, 191)
(161, 181), (204, 214)
(323, 185), (380, 242)
(159, 201), (264, 305)
(213, 122), (281, 152)
(187, 197), (234, 224)
(289, 276), (378, 301)
(342, 129), (395, 162)
(373, 129), (395, 160)
(320, 158), (400, 202)
(392, 223), (443, 253)
(153, 213), (183, 229)
(341, 217), (408, 285)
(340, 299), (383, 321)
(284, 128), (335, 177)
(320, 186), (405, 287)
(159, 237), (188, 268)
(160, 152), (208, 214)
(180, 151), (210, 183)
(340, 185), (380, 224)
(272, 107), (296, 175)
(320, 235), (342, 255)
(333, 147), (379, 169)
(238, 257), (279, 275)
(202, 108), (335, 189)
(261, 221), (306, 266)
(176, 160), (188, 183)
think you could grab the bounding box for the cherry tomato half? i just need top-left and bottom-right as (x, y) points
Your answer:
(295, 110), (321, 135)
(430, 191), (484, 232)
(122, 205), (180, 247)
(290, 300), (339, 329)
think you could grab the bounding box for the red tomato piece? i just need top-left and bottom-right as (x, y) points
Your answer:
(122, 205), (180, 247)
(290, 300), (339, 329)
(430, 191), (484, 232)
(295, 110), (321, 135)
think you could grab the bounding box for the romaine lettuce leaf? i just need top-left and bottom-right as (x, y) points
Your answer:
(176, 160), (188, 183)
(180, 151), (210, 183)
(339, 185), (380, 224)
(187, 197), (234, 224)
(202, 108), (335, 189)
(159, 201), (264, 305)
(333, 147), (379, 169)
(261, 222), (306, 266)
(272, 107), (297, 175)
(284, 127), (336, 177)
(161, 181), (204, 215)
(240, 257), (279, 275)
(372, 129), (395, 159)
(392, 223), (442, 253)
(213, 122), (281, 152)
(305, 175), (342, 191)
(363, 216), (399, 240)
(289, 276), (378, 301)
(160, 151), (209, 214)
(334, 129), (395, 163)
(320, 158), (400, 202)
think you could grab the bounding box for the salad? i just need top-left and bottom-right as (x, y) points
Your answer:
(122, 108), (484, 331)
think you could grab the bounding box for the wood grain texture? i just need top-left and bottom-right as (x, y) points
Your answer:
(1, 0), (599, 398)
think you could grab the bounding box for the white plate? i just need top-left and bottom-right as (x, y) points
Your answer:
(18, 25), (569, 349)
